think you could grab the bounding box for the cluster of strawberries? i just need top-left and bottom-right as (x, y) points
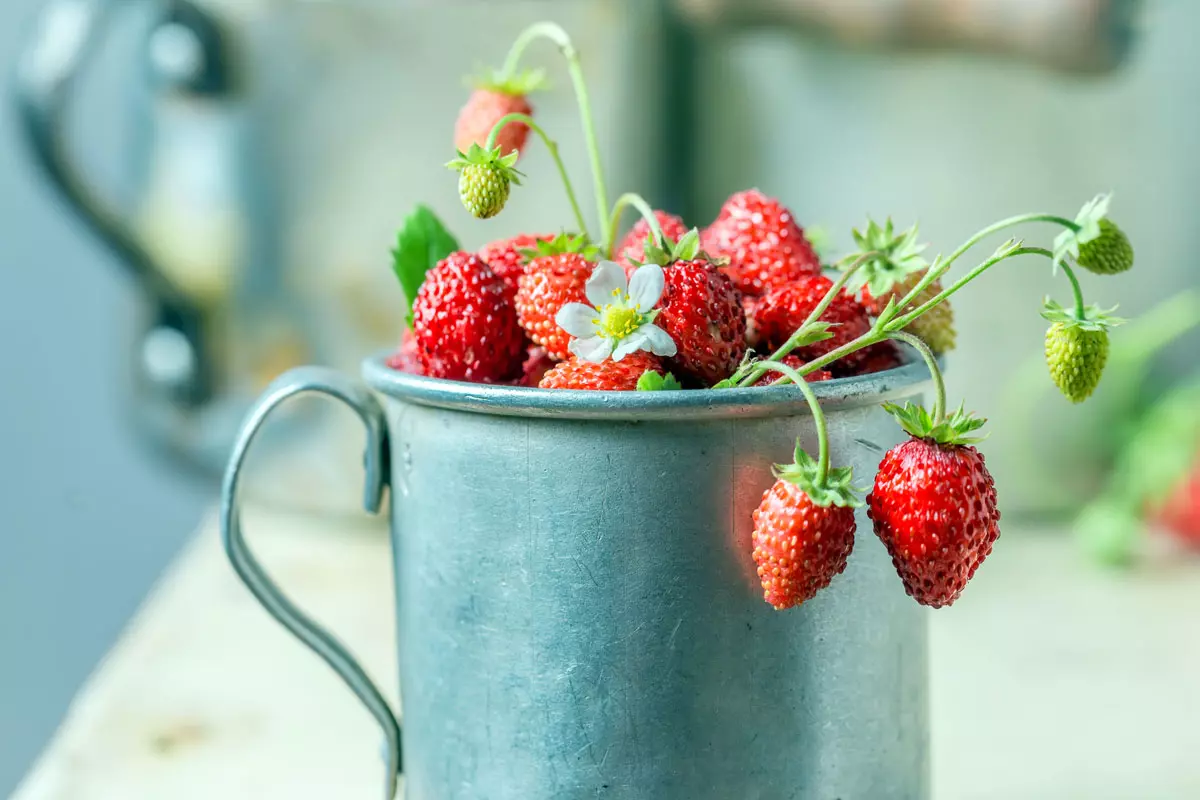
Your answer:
(391, 190), (952, 393)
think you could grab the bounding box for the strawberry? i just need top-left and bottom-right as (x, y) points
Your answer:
(701, 189), (821, 296)
(538, 351), (663, 391)
(514, 234), (599, 361)
(453, 70), (544, 158)
(867, 403), (1000, 608)
(446, 145), (522, 220)
(617, 210), (689, 269)
(636, 230), (747, 385)
(478, 233), (554, 299)
(851, 341), (905, 376)
(751, 356), (832, 386)
(751, 442), (862, 610)
(1041, 299), (1123, 404)
(1153, 455), (1200, 549)
(1055, 194), (1134, 276)
(385, 330), (421, 374)
(858, 274), (956, 355)
(520, 346), (556, 388)
(410, 252), (525, 383)
(751, 275), (873, 376)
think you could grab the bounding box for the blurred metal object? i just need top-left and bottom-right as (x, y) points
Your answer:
(675, 0), (1141, 74)
(222, 357), (934, 800)
(14, 0), (218, 408)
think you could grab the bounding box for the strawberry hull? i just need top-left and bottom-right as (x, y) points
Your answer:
(221, 357), (935, 800)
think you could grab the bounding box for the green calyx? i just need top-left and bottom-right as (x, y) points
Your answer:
(1040, 298), (1125, 332)
(636, 370), (683, 391)
(519, 231), (600, 261)
(467, 67), (547, 96)
(633, 228), (723, 268)
(883, 401), (988, 446)
(773, 442), (864, 509)
(1052, 192), (1133, 275)
(447, 144), (524, 219)
(838, 218), (929, 298)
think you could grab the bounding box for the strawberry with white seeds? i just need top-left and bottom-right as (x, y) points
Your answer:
(868, 402), (1000, 608)
(410, 252), (526, 383)
(454, 70), (544, 158)
(702, 189), (822, 296)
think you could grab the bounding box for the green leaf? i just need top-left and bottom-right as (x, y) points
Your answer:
(637, 370), (683, 391)
(391, 205), (460, 328)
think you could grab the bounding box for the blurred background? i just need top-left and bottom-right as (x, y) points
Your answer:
(1, 0), (1197, 796)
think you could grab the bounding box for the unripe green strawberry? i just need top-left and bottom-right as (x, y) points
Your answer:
(1076, 219), (1134, 275)
(1041, 298), (1124, 404)
(1045, 323), (1109, 403)
(446, 144), (523, 220)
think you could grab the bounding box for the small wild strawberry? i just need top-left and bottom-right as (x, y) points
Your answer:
(701, 189), (822, 296)
(454, 69), (544, 158)
(752, 442), (862, 610)
(867, 403), (1000, 608)
(538, 351), (663, 391)
(411, 252), (526, 382)
(515, 234), (599, 360)
(1053, 194), (1134, 276)
(751, 274), (873, 376)
(1041, 298), (1123, 404)
(478, 233), (554, 300)
(446, 144), (523, 219)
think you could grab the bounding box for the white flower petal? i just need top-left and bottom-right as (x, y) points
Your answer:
(628, 264), (665, 312)
(612, 331), (650, 361)
(585, 261), (629, 308)
(556, 303), (600, 338)
(638, 323), (678, 357)
(569, 335), (613, 363)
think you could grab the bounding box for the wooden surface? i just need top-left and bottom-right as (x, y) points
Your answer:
(14, 507), (1200, 800)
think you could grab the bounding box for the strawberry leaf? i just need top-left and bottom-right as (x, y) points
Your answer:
(392, 205), (460, 328)
(637, 370), (683, 391)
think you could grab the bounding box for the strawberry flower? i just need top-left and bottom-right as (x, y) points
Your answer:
(555, 261), (677, 362)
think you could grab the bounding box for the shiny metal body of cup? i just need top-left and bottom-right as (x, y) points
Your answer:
(221, 355), (934, 800)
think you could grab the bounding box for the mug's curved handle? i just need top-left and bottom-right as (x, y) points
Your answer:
(14, 0), (211, 405)
(219, 367), (401, 800)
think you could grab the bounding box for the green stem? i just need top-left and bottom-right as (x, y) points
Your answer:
(755, 361), (831, 483)
(607, 193), (665, 261)
(485, 112), (588, 239)
(937, 213), (1079, 273)
(889, 332), (945, 424)
(499, 22), (610, 247)
(1060, 262), (1087, 320)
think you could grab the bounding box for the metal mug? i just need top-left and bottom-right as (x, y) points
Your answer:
(220, 355), (934, 800)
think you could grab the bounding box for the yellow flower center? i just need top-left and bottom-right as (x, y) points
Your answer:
(595, 297), (642, 339)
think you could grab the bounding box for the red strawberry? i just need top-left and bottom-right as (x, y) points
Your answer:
(751, 355), (832, 386)
(519, 346), (557, 388)
(385, 330), (421, 374)
(751, 443), (861, 610)
(751, 275), (873, 376)
(538, 351), (663, 391)
(514, 235), (597, 361)
(410, 252), (525, 383)
(850, 341), (905, 376)
(478, 233), (553, 300)
(702, 189), (821, 296)
(1153, 455), (1200, 549)
(454, 70), (544, 158)
(867, 403), (1000, 608)
(617, 211), (689, 269)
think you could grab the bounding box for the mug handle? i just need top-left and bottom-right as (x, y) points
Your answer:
(219, 367), (401, 800)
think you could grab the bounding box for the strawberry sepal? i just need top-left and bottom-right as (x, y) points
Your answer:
(467, 67), (548, 97)
(838, 217), (930, 298)
(773, 444), (865, 509)
(883, 401), (988, 447)
(519, 231), (600, 262)
(1040, 298), (1125, 332)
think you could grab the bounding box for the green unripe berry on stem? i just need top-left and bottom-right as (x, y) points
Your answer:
(446, 144), (523, 220)
(1041, 298), (1124, 404)
(1076, 218), (1134, 275)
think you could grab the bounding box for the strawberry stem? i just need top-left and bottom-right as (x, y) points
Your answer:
(755, 360), (831, 483)
(607, 193), (666, 260)
(889, 331), (946, 424)
(1060, 261), (1087, 321)
(500, 22), (610, 248)
(484, 112), (589, 238)
(936, 212), (1080, 275)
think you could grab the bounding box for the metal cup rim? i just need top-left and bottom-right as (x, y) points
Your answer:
(361, 350), (935, 421)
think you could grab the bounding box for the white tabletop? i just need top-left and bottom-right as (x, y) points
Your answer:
(14, 507), (1200, 800)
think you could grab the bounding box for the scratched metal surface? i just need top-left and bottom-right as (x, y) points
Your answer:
(374, 357), (932, 800)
